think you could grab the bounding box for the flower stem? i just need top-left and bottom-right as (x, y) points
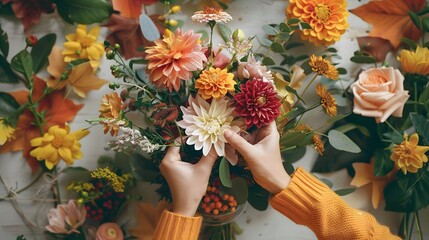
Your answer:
(385, 120), (402, 137)
(301, 74), (318, 98)
(415, 211), (423, 240)
(208, 21), (216, 66)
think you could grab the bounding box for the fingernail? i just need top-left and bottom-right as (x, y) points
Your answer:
(223, 129), (232, 137)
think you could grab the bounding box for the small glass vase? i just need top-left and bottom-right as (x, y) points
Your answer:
(199, 202), (247, 226)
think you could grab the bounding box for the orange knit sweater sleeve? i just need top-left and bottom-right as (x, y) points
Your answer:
(152, 210), (202, 240)
(270, 167), (401, 240)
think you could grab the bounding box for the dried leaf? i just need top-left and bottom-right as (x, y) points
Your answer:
(357, 36), (394, 62)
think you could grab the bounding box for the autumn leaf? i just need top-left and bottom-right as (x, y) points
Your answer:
(111, 0), (157, 19)
(0, 76), (83, 172)
(46, 45), (107, 98)
(357, 36), (394, 62)
(2, 0), (55, 31)
(350, 0), (426, 49)
(104, 14), (164, 60)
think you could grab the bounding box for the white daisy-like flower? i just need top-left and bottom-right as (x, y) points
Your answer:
(191, 7), (232, 23)
(177, 95), (241, 160)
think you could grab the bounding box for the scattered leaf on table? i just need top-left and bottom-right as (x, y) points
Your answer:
(357, 36), (393, 62)
(4, 0), (54, 31)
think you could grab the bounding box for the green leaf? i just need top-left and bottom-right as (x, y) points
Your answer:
(422, 17), (429, 32)
(0, 24), (8, 57)
(16, 235), (26, 240)
(373, 149), (394, 176)
(280, 131), (309, 149)
(282, 146), (306, 164)
(217, 23), (232, 43)
(384, 170), (429, 212)
(11, 50), (33, 81)
(299, 22), (312, 30)
(65, 59), (89, 70)
(247, 184), (269, 211)
(337, 67), (347, 75)
(350, 55), (376, 64)
(401, 37), (417, 50)
(327, 47), (337, 53)
(262, 56), (275, 65)
(62, 166), (90, 174)
(418, 7), (429, 15)
(277, 32), (290, 41)
(0, 55), (18, 83)
(410, 113), (429, 145)
(31, 33), (56, 73)
(334, 188), (356, 196)
(279, 22), (290, 33)
(219, 157), (232, 188)
(257, 36), (272, 48)
(409, 11), (421, 30)
(262, 24), (277, 35)
(287, 18), (300, 25)
(283, 161), (295, 175)
(221, 177), (248, 205)
(270, 42), (285, 53)
(328, 129), (361, 153)
(327, 114), (350, 124)
(320, 178), (333, 188)
(56, 0), (113, 24)
(300, 59), (312, 75)
(0, 92), (20, 116)
(284, 42), (304, 50)
(129, 58), (148, 69)
(285, 85), (305, 104)
(129, 153), (158, 182)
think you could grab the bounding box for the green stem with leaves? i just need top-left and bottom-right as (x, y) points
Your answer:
(301, 74), (318, 98)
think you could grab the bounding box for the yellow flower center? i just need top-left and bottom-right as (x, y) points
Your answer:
(81, 37), (94, 48)
(256, 96), (266, 105)
(52, 136), (63, 148)
(315, 4), (331, 21)
(206, 118), (221, 135)
(107, 228), (117, 237)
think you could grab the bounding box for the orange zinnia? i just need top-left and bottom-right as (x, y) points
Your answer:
(286, 0), (348, 46)
(195, 67), (236, 99)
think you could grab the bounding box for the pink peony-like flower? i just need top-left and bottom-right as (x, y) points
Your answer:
(237, 55), (273, 84)
(235, 79), (281, 128)
(45, 200), (86, 235)
(351, 67), (410, 123)
(2, 0), (54, 31)
(96, 222), (124, 240)
(145, 29), (207, 92)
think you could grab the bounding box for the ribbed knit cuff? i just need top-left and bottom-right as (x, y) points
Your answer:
(153, 210), (202, 240)
(269, 167), (330, 225)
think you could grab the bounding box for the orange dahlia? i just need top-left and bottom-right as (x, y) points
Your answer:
(195, 67), (236, 99)
(145, 29), (207, 92)
(286, 0), (348, 46)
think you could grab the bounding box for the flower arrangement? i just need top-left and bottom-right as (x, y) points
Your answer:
(1, 0), (428, 239)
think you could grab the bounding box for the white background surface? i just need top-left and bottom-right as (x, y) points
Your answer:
(0, 0), (428, 239)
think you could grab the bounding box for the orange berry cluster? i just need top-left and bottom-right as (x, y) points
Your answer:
(199, 186), (238, 215)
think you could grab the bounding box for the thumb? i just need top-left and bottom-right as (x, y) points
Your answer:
(196, 148), (218, 172)
(223, 128), (253, 157)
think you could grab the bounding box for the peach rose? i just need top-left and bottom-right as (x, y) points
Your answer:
(96, 223), (124, 240)
(351, 67), (409, 123)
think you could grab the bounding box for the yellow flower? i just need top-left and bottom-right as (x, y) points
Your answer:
(398, 46), (429, 75)
(316, 84), (337, 116)
(62, 25), (104, 70)
(195, 67), (236, 100)
(309, 55), (339, 80)
(312, 134), (325, 155)
(0, 118), (15, 145)
(91, 167), (125, 192)
(30, 125), (89, 170)
(286, 0), (348, 46)
(390, 133), (429, 174)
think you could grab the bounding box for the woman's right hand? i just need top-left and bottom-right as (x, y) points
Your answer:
(223, 122), (291, 194)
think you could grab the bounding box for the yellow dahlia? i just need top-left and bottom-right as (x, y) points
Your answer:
(145, 29), (207, 92)
(62, 25), (104, 70)
(195, 67), (236, 99)
(309, 55), (338, 80)
(30, 125), (89, 170)
(398, 46), (429, 75)
(391, 133), (429, 174)
(0, 118), (15, 145)
(316, 84), (337, 116)
(286, 0), (348, 46)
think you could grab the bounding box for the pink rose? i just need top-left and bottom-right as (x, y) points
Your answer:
(96, 223), (124, 240)
(351, 67), (409, 123)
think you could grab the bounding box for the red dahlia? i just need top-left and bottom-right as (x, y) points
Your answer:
(234, 78), (281, 128)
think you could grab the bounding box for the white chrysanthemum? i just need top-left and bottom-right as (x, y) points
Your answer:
(191, 7), (232, 23)
(178, 95), (240, 157)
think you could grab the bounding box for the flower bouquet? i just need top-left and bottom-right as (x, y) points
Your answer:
(312, 0), (429, 238)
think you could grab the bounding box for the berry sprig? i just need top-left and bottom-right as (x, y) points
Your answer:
(200, 186), (238, 215)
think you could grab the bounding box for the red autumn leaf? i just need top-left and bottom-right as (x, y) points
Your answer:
(357, 36), (394, 62)
(350, 0), (426, 49)
(2, 0), (55, 31)
(104, 14), (164, 60)
(0, 76), (83, 172)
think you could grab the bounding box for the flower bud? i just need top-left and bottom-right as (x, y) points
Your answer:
(232, 29), (245, 42)
(171, 5), (181, 13)
(167, 19), (178, 27)
(113, 43), (120, 50)
(25, 34), (38, 47)
(106, 50), (115, 59)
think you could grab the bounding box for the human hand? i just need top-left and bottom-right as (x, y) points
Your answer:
(223, 122), (290, 194)
(160, 145), (218, 217)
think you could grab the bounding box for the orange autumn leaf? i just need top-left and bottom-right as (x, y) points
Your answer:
(0, 76), (83, 172)
(111, 0), (157, 19)
(46, 45), (107, 98)
(350, 0), (426, 48)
